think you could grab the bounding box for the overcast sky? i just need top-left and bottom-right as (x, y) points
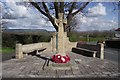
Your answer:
(0, 0), (119, 31)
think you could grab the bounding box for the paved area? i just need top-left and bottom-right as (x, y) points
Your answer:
(2, 52), (15, 61)
(2, 51), (120, 78)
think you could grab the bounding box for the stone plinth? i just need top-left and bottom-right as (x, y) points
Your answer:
(51, 63), (71, 70)
(51, 55), (79, 70)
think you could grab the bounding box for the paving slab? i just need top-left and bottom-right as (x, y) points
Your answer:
(2, 52), (119, 78)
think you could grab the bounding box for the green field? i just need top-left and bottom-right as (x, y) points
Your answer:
(79, 37), (106, 42)
(0, 47), (15, 53)
(69, 35), (106, 42)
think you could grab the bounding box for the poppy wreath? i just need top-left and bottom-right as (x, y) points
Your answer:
(52, 54), (70, 63)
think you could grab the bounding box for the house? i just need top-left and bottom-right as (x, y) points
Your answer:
(115, 28), (120, 38)
(105, 28), (120, 49)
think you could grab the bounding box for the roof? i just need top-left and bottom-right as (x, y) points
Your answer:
(115, 28), (120, 31)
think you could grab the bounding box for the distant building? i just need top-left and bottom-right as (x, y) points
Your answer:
(105, 28), (120, 49)
(115, 28), (120, 38)
(1, 26), (5, 32)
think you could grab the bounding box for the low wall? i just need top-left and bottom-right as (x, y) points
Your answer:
(64, 34), (77, 52)
(51, 32), (77, 53)
(22, 43), (42, 52)
(17, 32), (103, 59)
(65, 42), (77, 52)
(15, 36), (77, 59)
(41, 42), (52, 51)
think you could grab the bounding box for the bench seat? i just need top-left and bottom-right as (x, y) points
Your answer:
(23, 47), (46, 54)
(72, 47), (97, 57)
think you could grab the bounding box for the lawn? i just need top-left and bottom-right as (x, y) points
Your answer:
(0, 47), (15, 53)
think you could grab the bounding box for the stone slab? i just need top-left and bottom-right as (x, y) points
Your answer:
(51, 63), (71, 70)
(51, 55), (79, 70)
(2, 52), (119, 78)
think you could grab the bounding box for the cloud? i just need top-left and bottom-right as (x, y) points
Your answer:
(1, 0), (56, 31)
(2, 18), (56, 31)
(71, 3), (117, 31)
(87, 3), (106, 17)
(1, 1), (117, 32)
(2, 0), (29, 19)
(74, 14), (118, 31)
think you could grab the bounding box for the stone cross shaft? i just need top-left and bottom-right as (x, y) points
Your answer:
(55, 13), (67, 56)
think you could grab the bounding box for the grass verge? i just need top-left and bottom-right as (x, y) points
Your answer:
(0, 47), (15, 53)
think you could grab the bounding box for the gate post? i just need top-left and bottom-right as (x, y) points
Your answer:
(16, 43), (23, 59)
(98, 43), (104, 59)
(100, 43), (104, 59)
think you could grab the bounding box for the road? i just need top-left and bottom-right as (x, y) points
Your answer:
(2, 53), (15, 61)
(104, 47), (119, 63)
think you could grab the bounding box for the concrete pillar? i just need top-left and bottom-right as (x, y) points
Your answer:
(51, 33), (56, 52)
(98, 43), (104, 59)
(15, 43), (23, 59)
(100, 43), (104, 59)
(93, 52), (96, 58)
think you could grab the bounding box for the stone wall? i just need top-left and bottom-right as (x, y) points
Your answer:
(41, 42), (52, 51)
(22, 43), (42, 53)
(16, 32), (77, 59)
(64, 32), (77, 52)
(15, 32), (105, 59)
(51, 32), (77, 52)
(16, 32), (105, 59)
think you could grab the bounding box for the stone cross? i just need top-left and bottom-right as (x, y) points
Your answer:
(55, 13), (67, 56)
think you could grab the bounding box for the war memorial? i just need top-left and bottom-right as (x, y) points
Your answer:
(2, 13), (119, 79)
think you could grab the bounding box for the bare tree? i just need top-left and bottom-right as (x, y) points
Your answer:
(112, 2), (120, 11)
(29, 1), (90, 32)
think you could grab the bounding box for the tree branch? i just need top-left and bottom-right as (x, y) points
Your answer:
(42, 2), (50, 15)
(60, 2), (64, 14)
(68, 2), (76, 15)
(72, 2), (89, 16)
(66, 2), (76, 19)
(54, 2), (60, 18)
(30, 2), (47, 17)
(64, 2), (72, 7)
(30, 2), (58, 31)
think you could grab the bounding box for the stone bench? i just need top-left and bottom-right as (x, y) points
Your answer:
(23, 47), (46, 55)
(72, 47), (97, 58)
(16, 43), (47, 59)
(75, 42), (104, 59)
(23, 47), (46, 54)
